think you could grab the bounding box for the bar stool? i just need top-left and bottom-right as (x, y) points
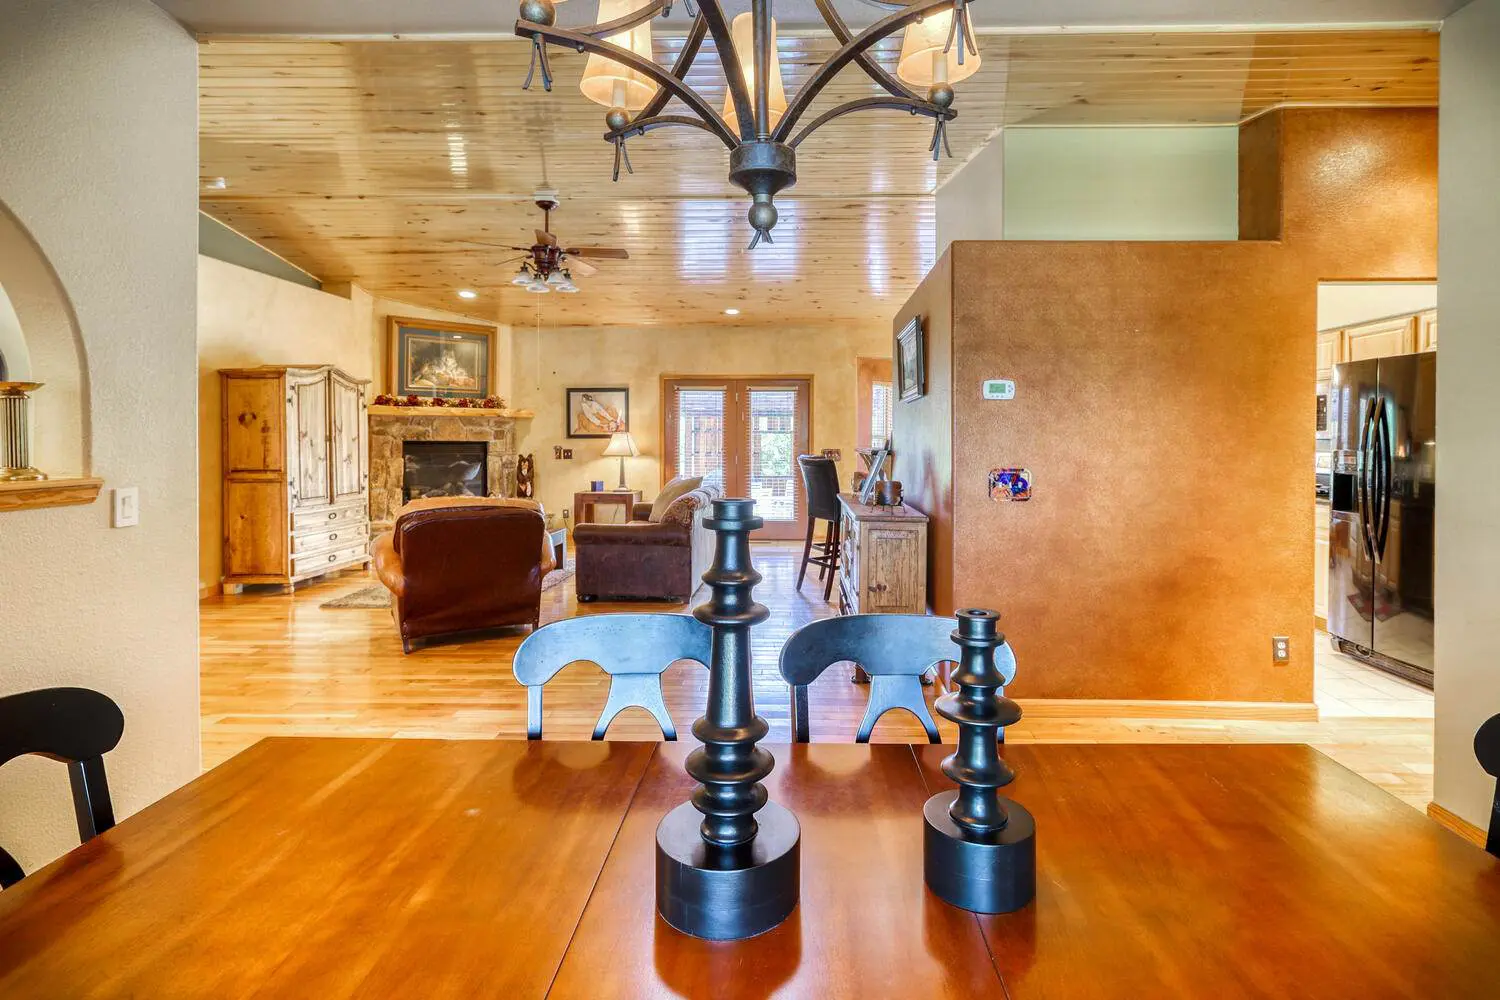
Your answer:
(796, 454), (841, 602)
(1476, 712), (1500, 857)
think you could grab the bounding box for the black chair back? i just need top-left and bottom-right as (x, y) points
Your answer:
(1476, 713), (1500, 857)
(797, 454), (841, 523)
(778, 614), (1017, 743)
(0, 687), (124, 888)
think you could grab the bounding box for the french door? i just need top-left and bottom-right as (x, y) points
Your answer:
(662, 377), (812, 540)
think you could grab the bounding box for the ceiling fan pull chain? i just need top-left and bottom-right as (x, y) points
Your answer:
(522, 36), (554, 92)
(611, 134), (634, 182)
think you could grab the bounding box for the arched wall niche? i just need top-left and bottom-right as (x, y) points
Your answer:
(0, 199), (89, 476)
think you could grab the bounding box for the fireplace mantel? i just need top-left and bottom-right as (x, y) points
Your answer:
(368, 409), (526, 532)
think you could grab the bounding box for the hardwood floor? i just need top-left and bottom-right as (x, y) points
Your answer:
(200, 542), (1434, 812)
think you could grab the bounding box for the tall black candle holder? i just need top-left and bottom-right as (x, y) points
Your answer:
(923, 608), (1036, 913)
(655, 498), (801, 940)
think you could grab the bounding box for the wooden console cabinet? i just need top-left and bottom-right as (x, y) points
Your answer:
(221, 365), (371, 594)
(836, 493), (929, 615)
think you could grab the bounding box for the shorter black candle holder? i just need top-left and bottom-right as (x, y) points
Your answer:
(655, 498), (800, 940)
(923, 608), (1036, 913)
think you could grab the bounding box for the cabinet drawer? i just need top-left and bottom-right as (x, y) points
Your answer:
(292, 542), (369, 580)
(292, 503), (367, 534)
(292, 521), (368, 555)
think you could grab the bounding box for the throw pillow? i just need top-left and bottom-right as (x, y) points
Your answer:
(649, 475), (703, 522)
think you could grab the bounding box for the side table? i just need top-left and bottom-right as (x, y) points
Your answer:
(573, 489), (642, 529)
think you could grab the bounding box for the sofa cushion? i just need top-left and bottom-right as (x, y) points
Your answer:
(648, 475), (702, 522)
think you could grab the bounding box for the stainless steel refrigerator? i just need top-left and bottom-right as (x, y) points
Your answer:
(1327, 354), (1437, 687)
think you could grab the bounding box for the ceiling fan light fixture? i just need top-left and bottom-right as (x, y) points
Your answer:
(525, 278), (551, 294)
(579, 0), (658, 113)
(511, 264), (535, 286)
(722, 11), (787, 133)
(545, 268), (569, 287)
(897, 7), (982, 88)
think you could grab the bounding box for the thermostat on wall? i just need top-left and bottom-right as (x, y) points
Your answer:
(982, 379), (1016, 400)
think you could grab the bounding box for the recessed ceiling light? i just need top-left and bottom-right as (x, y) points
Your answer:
(724, 308), (741, 316)
(457, 289), (478, 299)
(203, 177), (227, 190)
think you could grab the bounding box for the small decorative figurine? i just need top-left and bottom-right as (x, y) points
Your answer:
(923, 608), (1036, 913)
(655, 498), (800, 940)
(516, 453), (535, 498)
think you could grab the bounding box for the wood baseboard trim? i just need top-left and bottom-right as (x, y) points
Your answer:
(1013, 699), (1319, 722)
(1427, 801), (1488, 848)
(1315, 615), (1328, 632)
(199, 583), (219, 601)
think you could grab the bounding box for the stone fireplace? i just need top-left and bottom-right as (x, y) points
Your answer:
(368, 410), (520, 532)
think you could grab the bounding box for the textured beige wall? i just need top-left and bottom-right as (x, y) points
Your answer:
(510, 324), (891, 525)
(0, 0), (200, 872)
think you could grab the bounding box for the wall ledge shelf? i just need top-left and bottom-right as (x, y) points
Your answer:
(367, 406), (533, 419)
(0, 477), (104, 512)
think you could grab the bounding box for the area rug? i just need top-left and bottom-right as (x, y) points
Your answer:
(320, 565), (574, 609)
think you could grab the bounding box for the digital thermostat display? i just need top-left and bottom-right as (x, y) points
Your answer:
(982, 379), (1016, 400)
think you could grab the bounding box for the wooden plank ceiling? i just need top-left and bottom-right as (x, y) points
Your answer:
(199, 27), (1438, 328)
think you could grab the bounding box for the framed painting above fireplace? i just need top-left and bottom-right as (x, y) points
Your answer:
(389, 316), (497, 399)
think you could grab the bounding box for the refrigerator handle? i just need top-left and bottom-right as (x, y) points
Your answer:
(1375, 405), (1393, 559)
(1357, 401), (1377, 561)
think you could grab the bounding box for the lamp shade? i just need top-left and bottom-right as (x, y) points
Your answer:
(580, 0), (658, 112)
(602, 430), (640, 457)
(896, 8), (982, 88)
(721, 12), (786, 132)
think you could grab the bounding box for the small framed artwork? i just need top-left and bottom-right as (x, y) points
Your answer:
(389, 317), (496, 399)
(988, 467), (1033, 502)
(895, 316), (925, 402)
(566, 387), (629, 438)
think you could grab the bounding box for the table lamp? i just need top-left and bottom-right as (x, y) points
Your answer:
(602, 430), (639, 490)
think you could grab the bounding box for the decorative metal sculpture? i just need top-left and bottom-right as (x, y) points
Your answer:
(514, 0), (980, 248)
(0, 381), (47, 482)
(923, 608), (1036, 913)
(655, 498), (800, 939)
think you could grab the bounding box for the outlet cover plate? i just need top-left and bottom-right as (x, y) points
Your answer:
(1272, 636), (1290, 663)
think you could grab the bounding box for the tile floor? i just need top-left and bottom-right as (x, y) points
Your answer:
(1315, 632), (1434, 719)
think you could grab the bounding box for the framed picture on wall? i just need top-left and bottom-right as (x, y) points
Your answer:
(895, 316), (925, 402)
(566, 387), (629, 438)
(388, 317), (496, 399)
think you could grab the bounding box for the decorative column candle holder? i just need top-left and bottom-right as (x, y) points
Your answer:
(0, 382), (47, 482)
(923, 608), (1036, 913)
(656, 497), (800, 940)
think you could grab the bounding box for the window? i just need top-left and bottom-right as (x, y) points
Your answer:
(856, 356), (894, 450)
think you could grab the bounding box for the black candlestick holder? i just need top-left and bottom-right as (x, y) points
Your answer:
(923, 608), (1036, 913)
(655, 498), (801, 940)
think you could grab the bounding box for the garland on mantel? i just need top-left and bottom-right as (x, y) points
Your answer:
(372, 394), (508, 410)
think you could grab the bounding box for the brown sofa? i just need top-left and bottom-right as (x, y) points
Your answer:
(574, 485), (720, 602)
(372, 497), (556, 652)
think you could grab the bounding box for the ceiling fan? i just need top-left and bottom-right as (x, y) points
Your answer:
(461, 190), (628, 294)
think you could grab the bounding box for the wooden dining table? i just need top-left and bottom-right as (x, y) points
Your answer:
(2, 738), (1498, 999)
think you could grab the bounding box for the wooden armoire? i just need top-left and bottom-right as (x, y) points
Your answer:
(220, 365), (371, 594)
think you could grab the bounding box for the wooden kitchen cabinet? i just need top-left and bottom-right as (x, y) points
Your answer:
(1316, 330), (1341, 380)
(1343, 315), (1418, 363)
(1416, 310), (1437, 353)
(836, 493), (928, 615)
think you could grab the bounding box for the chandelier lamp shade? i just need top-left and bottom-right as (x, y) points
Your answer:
(515, 0), (980, 248)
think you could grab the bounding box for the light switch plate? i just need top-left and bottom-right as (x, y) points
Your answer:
(1272, 635), (1291, 663)
(112, 486), (140, 528)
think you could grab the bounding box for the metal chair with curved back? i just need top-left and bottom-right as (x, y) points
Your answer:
(778, 614), (1018, 743)
(795, 454), (843, 601)
(0, 687), (125, 888)
(1476, 712), (1500, 857)
(512, 613), (711, 740)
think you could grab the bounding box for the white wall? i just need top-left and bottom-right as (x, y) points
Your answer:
(1317, 282), (1439, 331)
(1434, 0), (1500, 833)
(0, 0), (200, 871)
(0, 280), (31, 380)
(936, 132), (1004, 251)
(1002, 126), (1240, 240)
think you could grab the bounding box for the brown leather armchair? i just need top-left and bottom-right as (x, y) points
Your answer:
(574, 485), (719, 602)
(372, 497), (556, 653)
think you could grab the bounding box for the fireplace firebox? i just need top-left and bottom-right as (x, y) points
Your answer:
(403, 441), (488, 503)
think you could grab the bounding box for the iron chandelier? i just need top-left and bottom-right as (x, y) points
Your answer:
(514, 0), (980, 247)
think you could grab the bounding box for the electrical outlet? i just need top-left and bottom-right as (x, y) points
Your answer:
(1272, 636), (1291, 663)
(562, 448), (573, 460)
(111, 487), (140, 528)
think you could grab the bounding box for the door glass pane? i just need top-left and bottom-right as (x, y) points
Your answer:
(675, 388), (726, 492)
(747, 388), (798, 523)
